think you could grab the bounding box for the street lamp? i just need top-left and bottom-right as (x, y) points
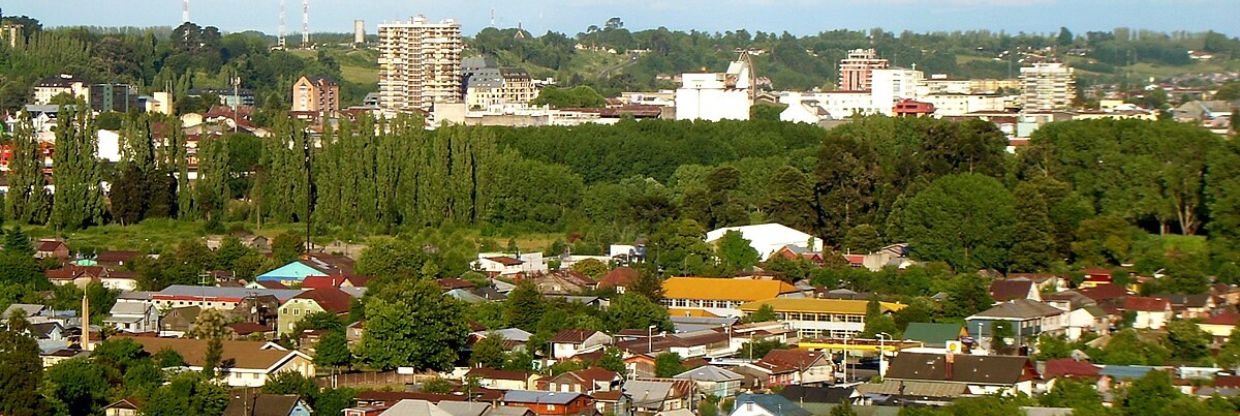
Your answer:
(841, 334), (850, 383)
(876, 332), (892, 379)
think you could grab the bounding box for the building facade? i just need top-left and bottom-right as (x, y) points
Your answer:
(738, 298), (905, 339)
(291, 76), (341, 115)
(1020, 63), (1076, 111)
(675, 58), (752, 121)
(837, 49), (888, 91)
(870, 68), (923, 116)
(377, 16), (463, 112)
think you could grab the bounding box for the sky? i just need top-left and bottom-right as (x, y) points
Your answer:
(6, 0), (1238, 37)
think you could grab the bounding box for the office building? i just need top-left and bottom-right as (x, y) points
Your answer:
(1020, 63), (1076, 112)
(377, 15), (463, 112)
(89, 83), (138, 113)
(838, 48), (888, 91)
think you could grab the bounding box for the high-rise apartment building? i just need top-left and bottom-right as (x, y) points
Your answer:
(377, 16), (463, 112)
(291, 76), (340, 115)
(838, 48), (889, 91)
(1020, 63), (1076, 112)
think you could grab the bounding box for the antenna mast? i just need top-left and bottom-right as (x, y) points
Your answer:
(182, 0), (190, 24)
(301, 0), (310, 48)
(278, 0), (287, 49)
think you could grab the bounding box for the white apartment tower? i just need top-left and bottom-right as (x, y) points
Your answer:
(377, 16), (463, 112)
(1020, 63), (1076, 112)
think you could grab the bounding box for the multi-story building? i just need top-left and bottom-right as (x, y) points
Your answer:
(465, 67), (535, 111)
(33, 74), (90, 105)
(870, 68), (923, 116)
(1020, 62), (1076, 111)
(737, 298), (905, 340)
(291, 76), (341, 115)
(89, 83), (138, 112)
(922, 93), (1011, 117)
(661, 277), (802, 318)
(377, 15), (463, 112)
(837, 48), (888, 91)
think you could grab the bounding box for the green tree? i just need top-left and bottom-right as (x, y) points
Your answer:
(0, 313), (48, 415)
(739, 339), (784, 361)
(942, 275), (993, 318)
(470, 333), (507, 369)
(654, 352), (686, 378)
(1041, 377), (1108, 412)
(1217, 326), (1240, 369)
(50, 101), (106, 230)
(829, 400), (859, 416)
(6, 115), (50, 225)
(763, 166), (815, 232)
(45, 357), (110, 416)
(262, 370), (318, 397)
(990, 320), (1013, 353)
(902, 174), (1015, 270)
(715, 230), (760, 274)
(745, 304), (777, 323)
(604, 292), (672, 332)
(1166, 319), (1212, 364)
(140, 371), (229, 416)
(842, 224), (882, 254)
(599, 347), (626, 375)
(571, 258), (609, 279)
(860, 296), (900, 338)
(359, 279), (468, 371)
(505, 281), (545, 332)
(4, 226), (34, 257)
(1009, 183), (1057, 272)
(271, 231), (305, 264)
(1120, 370), (1181, 416)
(314, 330), (353, 370)
(1035, 334), (1074, 360)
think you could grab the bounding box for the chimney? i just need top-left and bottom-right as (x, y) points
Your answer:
(81, 291), (92, 351)
(944, 352), (954, 380)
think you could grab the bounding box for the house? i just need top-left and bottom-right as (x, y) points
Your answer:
(151, 285), (303, 311)
(474, 253), (549, 277)
(95, 250), (142, 268)
(738, 298), (904, 340)
(771, 245), (825, 266)
(104, 398), (142, 416)
(436, 402), (495, 416)
(378, 399), (455, 416)
(674, 365), (742, 398)
(539, 367), (621, 394)
(704, 223), (823, 261)
(550, 329), (612, 359)
(256, 261), (333, 287)
(902, 323), (967, 349)
(2, 303), (47, 319)
(277, 287), (355, 335)
(1079, 268), (1113, 288)
(223, 394), (313, 416)
(1124, 297), (1172, 330)
(729, 394), (811, 416)
(33, 74), (90, 105)
(302, 275), (370, 289)
(122, 336), (315, 387)
(158, 306), (201, 336)
(500, 390), (595, 416)
(470, 328), (534, 352)
(882, 352), (1040, 396)
(35, 239), (70, 259)
(466, 367), (537, 391)
(1155, 294), (1215, 319)
(45, 266), (106, 288)
(615, 329), (734, 359)
(622, 379), (697, 415)
(990, 279), (1040, 303)
(662, 277), (802, 318)
(741, 349), (834, 387)
(1198, 311), (1240, 343)
(104, 300), (159, 333)
(776, 386), (861, 414)
(598, 267), (640, 294)
(525, 271), (596, 295)
(965, 299), (1067, 349)
(1007, 273), (1065, 293)
(1042, 358), (1101, 381)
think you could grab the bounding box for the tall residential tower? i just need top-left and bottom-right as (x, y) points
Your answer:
(377, 16), (463, 112)
(838, 48), (889, 91)
(1020, 62), (1076, 111)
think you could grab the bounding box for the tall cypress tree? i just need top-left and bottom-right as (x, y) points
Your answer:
(194, 137), (230, 222)
(5, 115), (46, 225)
(50, 101), (104, 231)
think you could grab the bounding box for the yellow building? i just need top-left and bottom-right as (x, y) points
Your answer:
(739, 298), (905, 340)
(661, 277), (800, 318)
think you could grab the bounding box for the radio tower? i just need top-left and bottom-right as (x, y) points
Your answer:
(182, 0), (190, 24)
(301, 0), (310, 48)
(278, 0), (287, 49)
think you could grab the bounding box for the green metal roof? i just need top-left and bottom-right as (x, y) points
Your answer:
(902, 322), (963, 346)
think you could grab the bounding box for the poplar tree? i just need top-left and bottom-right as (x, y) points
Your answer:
(5, 114), (49, 225)
(51, 101), (104, 231)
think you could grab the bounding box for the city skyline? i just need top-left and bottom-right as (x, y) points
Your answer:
(7, 0), (1238, 37)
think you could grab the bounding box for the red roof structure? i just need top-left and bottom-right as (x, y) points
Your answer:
(292, 288), (353, 314)
(1043, 358), (1101, 379)
(1123, 296), (1171, 312)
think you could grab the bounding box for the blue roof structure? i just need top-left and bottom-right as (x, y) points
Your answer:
(256, 261), (327, 283)
(1098, 365), (1169, 380)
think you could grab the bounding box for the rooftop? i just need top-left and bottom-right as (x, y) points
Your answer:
(664, 277), (799, 302)
(738, 298), (904, 315)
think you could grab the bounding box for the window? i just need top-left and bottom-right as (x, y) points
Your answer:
(847, 316), (863, 323)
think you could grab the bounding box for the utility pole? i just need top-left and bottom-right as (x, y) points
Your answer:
(231, 76), (241, 133)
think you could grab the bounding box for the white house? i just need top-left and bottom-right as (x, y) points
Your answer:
(125, 337), (314, 387)
(729, 394), (811, 416)
(705, 223), (823, 261)
(1126, 297), (1172, 330)
(473, 253), (548, 277)
(103, 300), (159, 333)
(550, 329), (612, 359)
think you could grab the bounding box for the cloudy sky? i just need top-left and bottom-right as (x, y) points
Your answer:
(7, 0), (1236, 36)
